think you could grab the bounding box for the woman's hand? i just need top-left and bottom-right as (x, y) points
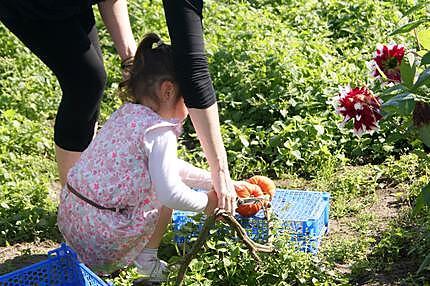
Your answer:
(98, 0), (136, 67)
(211, 168), (236, 214)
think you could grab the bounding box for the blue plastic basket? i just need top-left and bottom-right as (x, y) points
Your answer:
(269, 189), (330, 253)
(172, 189), (330, 254)
(0, 243), (112, 286)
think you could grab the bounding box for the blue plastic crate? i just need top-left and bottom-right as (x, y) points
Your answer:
(172, 189), (330, 254)
(0, 243), (112, 286)
(270, 189), (330, 253)
(171, 211), (204, 245)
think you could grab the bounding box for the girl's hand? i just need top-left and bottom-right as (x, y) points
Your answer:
(204, 189), (218, 215)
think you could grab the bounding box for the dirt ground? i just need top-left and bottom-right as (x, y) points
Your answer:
(328, 187), (413, 286)
(0, 240), (60, 275)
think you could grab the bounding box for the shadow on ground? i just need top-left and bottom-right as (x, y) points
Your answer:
(0, 240), (61, 276)
(0, 253), (48, 276)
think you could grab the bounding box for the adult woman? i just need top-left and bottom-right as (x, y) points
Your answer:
(0, 0), (236, 213)
(0, 0), (137, 187)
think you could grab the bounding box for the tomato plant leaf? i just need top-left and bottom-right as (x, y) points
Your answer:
(382, 92), (415, 116)
(417, 123), (430, 148)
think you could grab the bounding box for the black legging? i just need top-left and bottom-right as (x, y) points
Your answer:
(0, 3), (106, 152)
(163, 0), (216, 109)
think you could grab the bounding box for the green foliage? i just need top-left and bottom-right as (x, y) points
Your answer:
(0, 0), (429, 285)
(0, 153), (59, 245)
(415, 182), (430, 215)
(173, 0), (416, 177)
(350, 208), (430, 284)
(167, 236), (344, 286)
(375, 2), (430, 148)
(346, 154), (430, 284)
(312, 157), (378, 218)
(0, 110), (58, 245)
(161, 212), (346, 285)
(378, 153), (428, 188)
(109, 221), (348, 286)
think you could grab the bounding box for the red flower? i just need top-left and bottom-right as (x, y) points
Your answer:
(333, 86), (383, 136)
(368, 44), (405, 82)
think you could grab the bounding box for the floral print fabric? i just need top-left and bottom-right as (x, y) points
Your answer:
(57, 103), (181, 273)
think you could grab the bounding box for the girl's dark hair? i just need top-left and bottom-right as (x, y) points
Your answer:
(119, 33), (178, 103)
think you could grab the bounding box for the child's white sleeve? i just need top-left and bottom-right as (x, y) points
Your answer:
(144, 127), (208, 212)
(177, 160), (212, 191)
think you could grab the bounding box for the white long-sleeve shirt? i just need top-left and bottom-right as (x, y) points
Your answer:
(144, 127), (212, 212)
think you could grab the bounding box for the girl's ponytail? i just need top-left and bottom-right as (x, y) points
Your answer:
(139, 33), (163, 51)
(118, 33), (176, 104)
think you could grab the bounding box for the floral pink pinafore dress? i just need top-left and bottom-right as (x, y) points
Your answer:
(57, 103), (181, 273)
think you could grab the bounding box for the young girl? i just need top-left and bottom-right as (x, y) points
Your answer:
(57, 33), (218, 282)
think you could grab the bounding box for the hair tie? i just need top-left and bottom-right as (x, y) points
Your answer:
(152, 39), (164, 49)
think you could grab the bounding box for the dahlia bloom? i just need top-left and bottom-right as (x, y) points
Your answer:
(367, 44), (405, 82)
(333, 86), (383, 136)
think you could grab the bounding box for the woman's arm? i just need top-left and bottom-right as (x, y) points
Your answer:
(188, 105), (236, 212)
(98, 0), (136, 61)
(163, 0), (236, 213)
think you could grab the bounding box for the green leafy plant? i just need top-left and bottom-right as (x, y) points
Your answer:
(374, 3), (430, 209)
(329, 2), (430, 278)
(1, 0), (429, 284)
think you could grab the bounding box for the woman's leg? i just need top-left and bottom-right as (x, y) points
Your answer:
(54, 12), (105, 185)
(55, 147), (82, 186)
(162, 0), (215, 109)
(0, 6), (106, 186)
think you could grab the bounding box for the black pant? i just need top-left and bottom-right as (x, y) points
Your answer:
(163, 0), (216, 109)
(0, 3), (106, 152)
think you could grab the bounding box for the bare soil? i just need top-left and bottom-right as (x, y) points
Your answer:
(328, 187), (415, 286)
(0, 240), (60, 275)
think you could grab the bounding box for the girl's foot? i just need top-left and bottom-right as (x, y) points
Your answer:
(134, 257), (168, 282)
(132, 277), (162, 286)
